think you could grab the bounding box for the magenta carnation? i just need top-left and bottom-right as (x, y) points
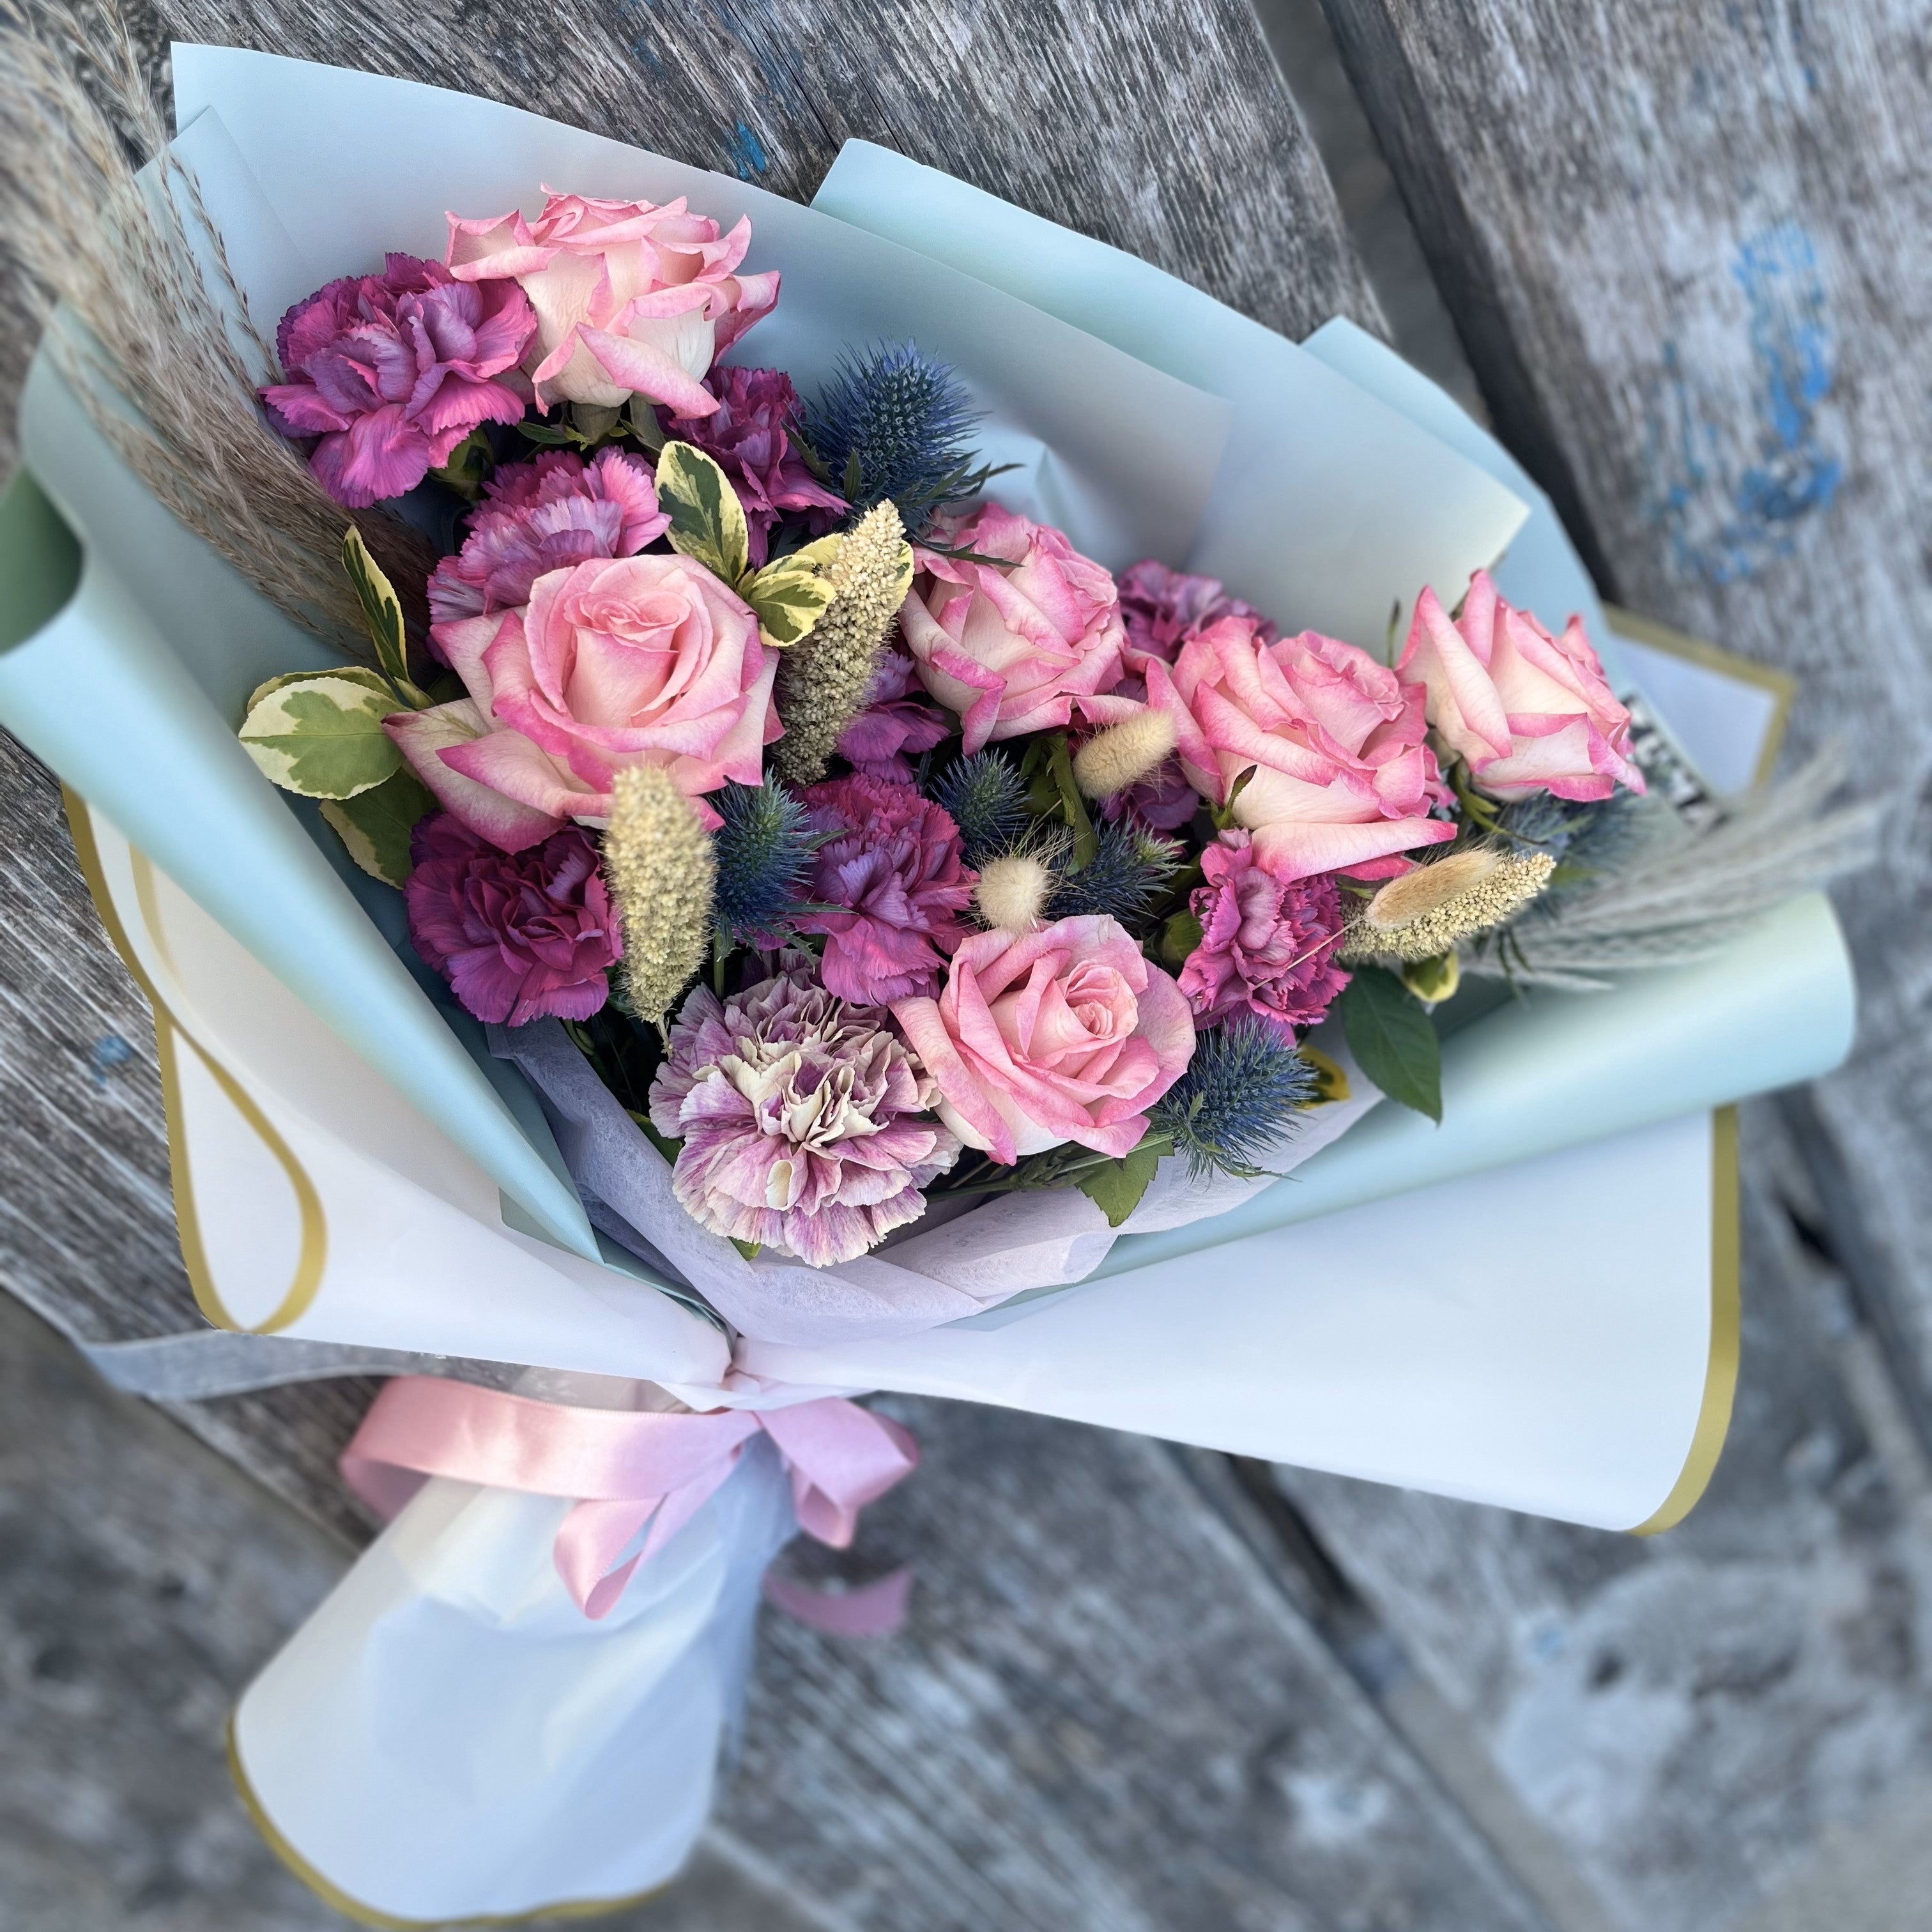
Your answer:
(648, 966), (960, 1266)
(795, 775), (976, 1005)
(1179, 832), (1350, 1035)
(261, 254), (536, 509)
(660, 367), (845, 567)
(1118, 560), (1275, 670)
(403, 812), (618, 1025)
(836, 648), (951, 781)
(426, 449), (669, 639)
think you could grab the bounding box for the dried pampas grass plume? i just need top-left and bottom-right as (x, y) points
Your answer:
(0, 4), (428, 642)
(1073, 708), (1176, 800)
(603, 764), (716, 1025)
(1344, 845), (1554, 963)
(772, 501), (913, 787)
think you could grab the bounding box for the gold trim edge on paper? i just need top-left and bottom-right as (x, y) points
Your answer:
(1627, 1106), (1741, 1535)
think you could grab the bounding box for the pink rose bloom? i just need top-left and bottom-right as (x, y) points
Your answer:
(261, 254), (536, 508)
(892, 915), (1195, 1164)
(446, 191), (778, 416)
(1125, 615), (1454, 884)
(899, 505), (1126, 752)
(796, 775), (977, 1005)
(836, 649), (952, 781)
(425, 449), (668, 638)
(660, 366), (845, 567)
(650, 966), (960, 1268)
(1399, 572), (1646, 802)
(1179, 832), (1349, 1036)
(1118, 559), (1275, 671)
(388, 552), (777, 852)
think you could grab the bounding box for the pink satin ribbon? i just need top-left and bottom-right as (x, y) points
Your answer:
(340, 1377), (917, 1621)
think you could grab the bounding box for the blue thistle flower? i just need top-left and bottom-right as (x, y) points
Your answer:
(712, 781), (816, 942)
(1152, 1018), (1317, 1179)
(1048, 822), (1180, 933)
(802, 342), (1000, 530)
(930, 751), (1031, 868)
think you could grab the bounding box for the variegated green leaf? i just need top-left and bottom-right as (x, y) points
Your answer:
(318, 767), (436, 885)
(656, 440), (751, 586)
(341, 527), (432, 709)
(238, 673), (402, 799)
(742, 541), (843, 647)
(245, 664), (394, 712)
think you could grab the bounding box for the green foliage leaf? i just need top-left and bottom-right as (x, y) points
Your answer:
(1338, 966), (1441, 1122)
(341, 528), (431, 709)
(245, 664), (394, 711)
(1297, 1045), (1352, 1107)
(1041, 733), (1097, 870)
(318, 767), (435, 885)
(429, 428), (494, 503)
(1076, 1140), (1166, 1227)
(742, 536), (843, 646)
(1400, 951), (1461, 1006)
(657, 440), (751, 586)
(626, 397), (668, 453)
(1158, 908), (1204, 971)
(238, 673), (402, 799)
(517, 418), (587, 448)
(1211, 763), (1258, 832)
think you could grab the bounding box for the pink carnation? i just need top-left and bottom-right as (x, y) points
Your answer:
(1179, 833), (1349, 1035)
(899, 505), (1126, 751)
(836, 649), (952, 781)
(403, 812), (618, 1026)
(891, 916), (1195, 1165)
(425, 449), (669, 640)
(659, 367), (845, 567)
(648, 966), (960, 1267)
(261, 254), (536, 509)
(796, 776), (977, 1005)
(447, 191), (778, 415)
(1117, 615), (1455, 885)
(1399, 572), (1645, 802)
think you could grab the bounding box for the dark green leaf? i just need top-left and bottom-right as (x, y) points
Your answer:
(429, 428), (494, 502)
(1075, 1140), (1166, 1227)
(518, 418), (585, 447)
(1338, 966), (1441, 1122)
(1158, 908), (1204, 970)
(318, 767), (435, 885)
(341, 528), (431, 709)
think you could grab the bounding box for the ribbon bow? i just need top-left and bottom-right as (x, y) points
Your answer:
(339, 1377), (917, 1621)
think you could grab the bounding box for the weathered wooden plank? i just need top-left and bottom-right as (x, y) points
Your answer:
(1310, 0), (1932, 1395)
(1280, 1108), (1932, 1929)
(152, 0), (1382, 342)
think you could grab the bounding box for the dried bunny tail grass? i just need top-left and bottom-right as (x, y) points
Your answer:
(0, 7), (408, 640)
(1464, 746), (1880, 991)
(771, 500), (911, 788)
(604, 763), (716, 1025)
(1343, 845), (1554, 963)
(1073, 708), (1176, 799)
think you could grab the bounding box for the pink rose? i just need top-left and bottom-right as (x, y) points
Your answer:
(899, 505), (1126, 751)
(891, 915), (1195, 1163)
(1399, 572), (1644, 802)
(445, 191), (779, 416)
(388, 553), (777, 851)
(1126, 615), (1454, 884)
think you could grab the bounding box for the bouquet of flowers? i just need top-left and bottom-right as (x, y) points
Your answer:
(0, 34), (1872, 1923)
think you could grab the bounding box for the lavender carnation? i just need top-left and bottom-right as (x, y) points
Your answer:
(649, 967), (960, 1266)
(836, 648), (951, 781)
(404, 812), (618, 1025)
(796, 774), (977, 1004)
(1179, 831), (1350, 1034)
(661, 367), (846, 567)
(261, 254), (535, 509)
(425, 448), (668, 636)
(1118, 560), (1275, 668)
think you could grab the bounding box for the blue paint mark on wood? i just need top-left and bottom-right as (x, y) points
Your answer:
(89, 1034), (134, 1090)
(724, 121), (769, 180)
(1646, 220), (1841, 585)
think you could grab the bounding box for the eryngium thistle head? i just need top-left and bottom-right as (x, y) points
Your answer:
(1151, 1016), (1317, 1180)
(772, 500), (913, 788)
(802, 341), (992, 528)
(929, 750), (1030, 868)
(1047, 821), (1181, 933)
(1342, 846), (1555, 963)
(602, 763), (716, 1023)
(712, 781), (815, 944)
